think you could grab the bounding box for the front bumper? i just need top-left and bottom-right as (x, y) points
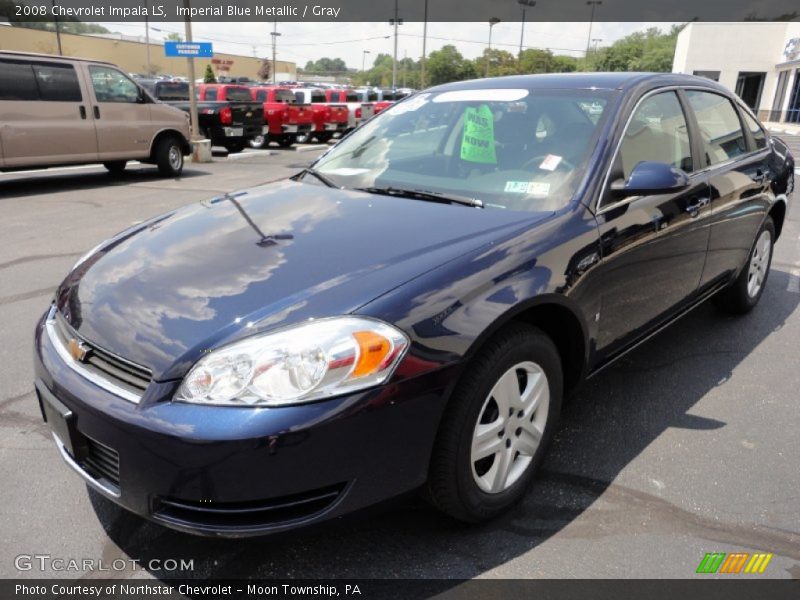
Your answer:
(33, 311), (454, 537)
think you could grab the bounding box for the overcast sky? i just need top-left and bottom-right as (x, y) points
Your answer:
(102, 21), (680, 70)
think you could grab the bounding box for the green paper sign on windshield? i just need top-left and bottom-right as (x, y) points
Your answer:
(460, 105), (497, 164)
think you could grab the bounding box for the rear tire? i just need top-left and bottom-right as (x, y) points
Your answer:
(224, 142), (245, 154)
(713, 216), (774, 314)
(295, 132), (312, 144)
(278, 135), (295, 148)
(427, 323), (562, 523)
(103, 160), (127, 175)
(153, 137), (184, 177)
(249, 135), (268, 149)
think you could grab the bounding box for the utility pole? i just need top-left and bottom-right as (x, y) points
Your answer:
(518, 0), (536, 61)
(585, 1), (602, 62)
(390, 0), (401, 89)
(402, 50), (407, 88)
(420, 0), (428, 88)
(183, 0), (199, 142)
(486, 17), (500, 78)
(362, 50), (371, 72)
(50, 0), (63, 55)
(271, 21), (281, 84)
(144, 0), (151, 74)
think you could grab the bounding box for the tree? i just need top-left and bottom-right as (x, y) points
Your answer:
(257, 60), (271, 81)
(426, 45), (476, 86)
(474, 49), (518, 78)
(588, 25), (684, 73)
(203, 64), (217, 83)
(164, 32), (182, 42)
(303, 57), (348, 75)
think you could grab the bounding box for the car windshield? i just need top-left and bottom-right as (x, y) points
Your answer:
(155, 82), (189, 101)
(311, 87), (617, 212)
(225, 86), (253, 102)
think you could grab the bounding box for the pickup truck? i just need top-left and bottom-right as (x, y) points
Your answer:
(292, 88), (349, 143)
(140, 81), (263, 153)
(195, 84), (264, 153)
(322, 89), (375, 132)
(248, 86), (314, 148)
(372, 89), (410, 114)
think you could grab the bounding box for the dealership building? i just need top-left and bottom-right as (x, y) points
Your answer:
(672, 22), (800, 125)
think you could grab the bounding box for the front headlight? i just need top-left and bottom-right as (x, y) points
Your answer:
(175, 317), (409, 407)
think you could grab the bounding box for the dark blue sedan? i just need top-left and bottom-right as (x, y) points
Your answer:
(34, 73), (794, 536)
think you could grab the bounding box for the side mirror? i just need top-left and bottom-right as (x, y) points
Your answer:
(610, 161), (690, 197)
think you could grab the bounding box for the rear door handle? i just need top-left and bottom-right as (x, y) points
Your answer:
(685, 197), (710, 216)
(93, 106), (100, 119)
(79, 106), (86, 119)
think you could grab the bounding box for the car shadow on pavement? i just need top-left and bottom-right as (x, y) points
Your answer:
(0, 167), (209, 199)
(89, 269), (800, 582)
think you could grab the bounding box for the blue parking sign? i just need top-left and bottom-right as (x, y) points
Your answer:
(164, 42), (213, 58)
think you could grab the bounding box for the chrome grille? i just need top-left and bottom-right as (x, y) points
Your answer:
(48, 310), (151, 403)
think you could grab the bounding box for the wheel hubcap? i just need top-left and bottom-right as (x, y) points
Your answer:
(471, 361), (549, 494)
(168, 146), (181, 170)
(251, 135), (265, 148)
(747, 229), (771, 298)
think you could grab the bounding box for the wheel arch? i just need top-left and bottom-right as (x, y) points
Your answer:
(461, 295), (591, 398)
(769, 197), (787, 240)
(149, 128), (191, 158)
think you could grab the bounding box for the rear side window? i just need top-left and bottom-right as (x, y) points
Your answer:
(32, 63), (82, 102)
(224, 87), (252, 102)
(205, 88), (218, 101)
(619, 91), (693, 179)
(741, 110), (768, 150)
(685, 91), (747, 166)
(255, 90), (267, 102)
(274, 89), (295, 103)
(89, 66), (140, 103)
(0, 59), (39, 100)
(311, 92), (326, 103)
(346, 93), (358, 102)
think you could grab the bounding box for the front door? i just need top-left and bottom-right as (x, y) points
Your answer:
(591, 90), (711, 362)
(84, 64), (152, 160)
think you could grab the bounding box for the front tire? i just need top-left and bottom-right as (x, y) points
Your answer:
(713, 216), (774, 314)
(249, 134), (268, 149)
(154, 137), (184, 177)
(427, 323), (562, 523)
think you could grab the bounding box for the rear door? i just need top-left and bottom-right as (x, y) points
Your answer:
(84, 64), (152, 160)
(0, 57), (98, 167)
(685, 90), (774, 288)
(592, 89), (712, 360)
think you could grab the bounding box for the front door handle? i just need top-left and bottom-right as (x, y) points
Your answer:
(93, 106), (100, 119)
(752, 170), (767, 184)
(685, 197), (710, 216)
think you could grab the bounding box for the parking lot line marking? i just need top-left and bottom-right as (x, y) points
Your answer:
(0, 161), (142, 176)
(789, 269), (800, 293)
(295, 145), (328, 153)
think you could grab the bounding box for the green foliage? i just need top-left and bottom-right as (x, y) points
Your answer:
(474, 49), (518, 77)
(164, 32), (182, 42)
(203, 64), (217, 83)
(587, 25), (683, 73)
(426, 45), (476, 86)
(303, 57), (348, 74)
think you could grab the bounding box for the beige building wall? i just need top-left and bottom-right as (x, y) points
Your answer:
(0, 26), (296, 80)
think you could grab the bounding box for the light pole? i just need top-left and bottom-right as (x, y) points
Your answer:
(585, 1), (602, 62)
(270, 21), (281, 84)
(362, 50), (371, 72)
(50, 0), (62, 55)
(390, 0), (402, 89)
(420, 0), (428, 88)
(183, 0), (199, 142)
(518, 0), (536, 60)
(486, 17), (500, 78)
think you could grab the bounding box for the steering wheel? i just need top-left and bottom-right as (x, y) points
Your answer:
(521, 155), (577, 172)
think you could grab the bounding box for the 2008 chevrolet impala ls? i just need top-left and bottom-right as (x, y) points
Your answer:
(34, 73), (794, 536)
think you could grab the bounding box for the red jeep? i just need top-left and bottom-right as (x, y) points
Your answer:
(249, 86), (314, 148)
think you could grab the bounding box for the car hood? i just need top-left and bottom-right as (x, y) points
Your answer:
(56, 181), (550, 380)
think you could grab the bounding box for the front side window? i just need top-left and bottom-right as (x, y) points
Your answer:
(686, 90), (747, 165)
(311, 88), (616, 212)
(89, 66), (140, 103)
(741, 109), (768, 150)
(32, 63), (82, 102)
(274, 89), (296, 103)
(224, 86), (252, 102)
(618, 91), (693, 180)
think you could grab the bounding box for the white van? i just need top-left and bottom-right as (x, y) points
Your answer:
(0, 51), (191, 176)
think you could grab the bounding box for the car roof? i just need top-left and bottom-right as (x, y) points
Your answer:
(0, 50), (114, 66)
(428, 72), (730, 94)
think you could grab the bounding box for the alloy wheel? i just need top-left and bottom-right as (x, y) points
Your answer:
(747, 229), (772, 298)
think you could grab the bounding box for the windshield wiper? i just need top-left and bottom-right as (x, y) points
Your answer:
(355, 186), (484, 209)
(297, 168), (339, 188)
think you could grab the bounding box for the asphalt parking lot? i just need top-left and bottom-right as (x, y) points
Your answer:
(1, 140), (799, 583)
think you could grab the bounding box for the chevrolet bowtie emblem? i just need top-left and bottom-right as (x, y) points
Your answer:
(68, 338), (89, 362)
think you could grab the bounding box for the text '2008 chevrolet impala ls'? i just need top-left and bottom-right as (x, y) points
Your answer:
(34, 73), (794, 537)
